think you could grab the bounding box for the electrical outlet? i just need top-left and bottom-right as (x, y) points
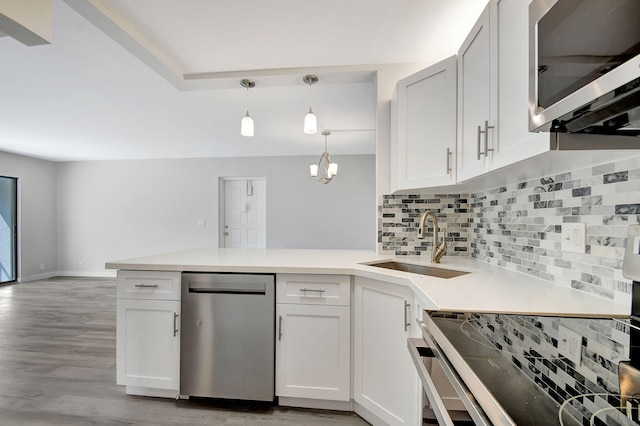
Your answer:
(561, 223), (586, 253)
(39, 263), (45, 270)
(197, 219), (206, 227)
(558, 325), (582, 365)
(78, 260), (83, 269)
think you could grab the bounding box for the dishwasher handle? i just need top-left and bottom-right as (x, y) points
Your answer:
(188, 280), (267, 295)
(189, 287), (266, 295)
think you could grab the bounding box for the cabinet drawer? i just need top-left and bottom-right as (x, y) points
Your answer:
(117, 270), (181, 300)
(276, 274), (350, 306)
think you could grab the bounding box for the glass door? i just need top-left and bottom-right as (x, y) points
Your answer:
(0, 176), (17, 283)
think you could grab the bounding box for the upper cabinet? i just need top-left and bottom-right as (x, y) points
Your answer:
(457, 0), (550, 182)
(456, 3), (494, 182)
(391, 0), (630, 191)
(391, 55), (457, 192)
(491, 0), (550, 170)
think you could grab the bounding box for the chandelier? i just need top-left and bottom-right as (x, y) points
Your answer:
(309, 130), (338, 184)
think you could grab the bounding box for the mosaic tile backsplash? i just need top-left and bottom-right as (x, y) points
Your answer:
(379, 155), (640, 422)
(470, 155), (640, 305)
(471, 313), (632, 426)
(377, 193), (470, 256)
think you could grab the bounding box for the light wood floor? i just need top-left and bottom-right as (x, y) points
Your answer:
(0, 277), (369, 425)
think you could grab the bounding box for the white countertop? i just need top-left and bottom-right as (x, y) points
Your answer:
(106, 248), (630, 318)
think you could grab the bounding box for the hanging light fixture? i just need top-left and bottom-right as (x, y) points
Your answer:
(303, 74), (318, 134)
(310, 130), (338, 184)
(240, 79), (255, 137)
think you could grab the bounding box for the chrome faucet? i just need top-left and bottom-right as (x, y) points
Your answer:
(417, 210), (447, 263)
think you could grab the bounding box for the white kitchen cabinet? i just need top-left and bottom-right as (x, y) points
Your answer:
(276, 274), (351, 408)
(116, 270), (181, 398)
(391, 55), (457, 191)
(353, 276), (420, 426)
(457, 0), (550, 182)
(457, 2), (494, 182)
(490, 0), (550, 170)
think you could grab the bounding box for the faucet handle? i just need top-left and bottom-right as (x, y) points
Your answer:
(434, 227), (447, 263)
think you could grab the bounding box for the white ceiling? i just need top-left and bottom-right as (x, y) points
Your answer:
(0, 0), (487, 162)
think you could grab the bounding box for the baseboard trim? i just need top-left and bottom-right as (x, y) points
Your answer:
(55, 270), (117, 278)
(19, 271), (57, 282)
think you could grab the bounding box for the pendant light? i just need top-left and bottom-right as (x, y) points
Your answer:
(303, 74), (318, 134)
(310, 130), (338, 184)
(240, 79), (255, 137)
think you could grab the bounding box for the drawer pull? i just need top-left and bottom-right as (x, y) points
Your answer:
(134, 284), (159, 288)
(299, 288), (325, 293)
(278, 316), (283, 341)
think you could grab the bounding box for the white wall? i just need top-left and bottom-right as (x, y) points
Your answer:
(0, 151), (57, 281)
(56, 155), (376, 276)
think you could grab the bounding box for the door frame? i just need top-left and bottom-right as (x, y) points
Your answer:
(218, 177), (266, 248)
(0, 175), (18, 285)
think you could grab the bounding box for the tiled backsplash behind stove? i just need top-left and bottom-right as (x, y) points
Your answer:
(379, 154), (640, 406)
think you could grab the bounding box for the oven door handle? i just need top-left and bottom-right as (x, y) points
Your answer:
(414, 320), (494, 426)
(407, 337), (456, 426)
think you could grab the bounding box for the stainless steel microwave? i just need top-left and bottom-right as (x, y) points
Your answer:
(529, 0), (640, 136)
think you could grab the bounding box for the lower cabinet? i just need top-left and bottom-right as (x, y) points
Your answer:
(116, 299), (181, 394)
(353, 276), (421, 426)
(275, 274), (351, 408)
(116, 270), (181, 398)
(276, 304), (350, 401)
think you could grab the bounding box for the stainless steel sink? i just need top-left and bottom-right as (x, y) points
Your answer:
(363, 261), (469, 279)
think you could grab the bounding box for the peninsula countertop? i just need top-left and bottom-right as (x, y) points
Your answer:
(106, 248), (630, 318)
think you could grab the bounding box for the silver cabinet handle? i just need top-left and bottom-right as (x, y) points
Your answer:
(478, 120), (494, 159)
(476, 124), (482, 160)
(299, 288), (325, 293)
(404, 301), (411, 332)
(446, 147), (452, 174)
(278, 315), (283, 341)
(173, 312), (179, 337)
(134, 284), (159, 288)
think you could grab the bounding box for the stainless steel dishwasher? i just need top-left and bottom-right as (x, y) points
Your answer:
(180, 272), (275, 401)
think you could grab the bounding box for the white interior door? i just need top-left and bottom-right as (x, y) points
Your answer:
(221, 178), (266, 248)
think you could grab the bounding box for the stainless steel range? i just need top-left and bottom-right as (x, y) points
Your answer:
(411, 312), (636, 425)
(407, 226), (640, 425)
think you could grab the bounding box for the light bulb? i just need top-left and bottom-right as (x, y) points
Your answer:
(309, 164), (318, 177)
(304, 107), (317, 134)
(241, 111), (254, 137)
(328, 163), (338, 177)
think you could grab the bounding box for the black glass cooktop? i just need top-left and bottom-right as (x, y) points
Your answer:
(428, 313), (634, 426)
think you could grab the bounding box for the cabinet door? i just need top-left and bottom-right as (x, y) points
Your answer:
(276, 304), (350, 401)
(393, 56), (457, 191)
(117, 299), (180, 392)
(491, 0), (549, 170)
(457, 3), (494, 182)
(353, 277), (420, 426)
